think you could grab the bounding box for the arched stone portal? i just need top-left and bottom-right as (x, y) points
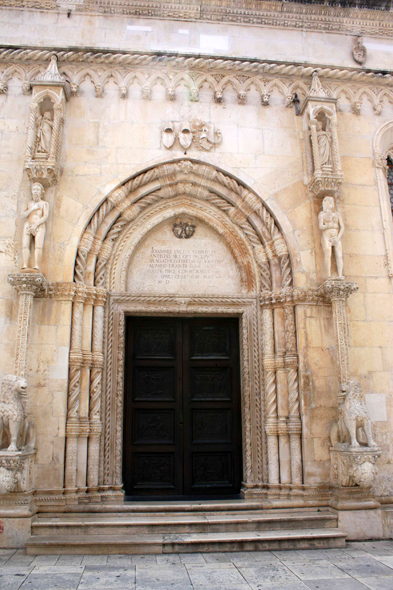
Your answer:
(65, 158), (303, 502)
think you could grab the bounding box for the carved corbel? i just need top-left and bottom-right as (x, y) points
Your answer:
(238, 91), (247, 105)
(214, 90), (223, 103)
(24, 56), (69, 188)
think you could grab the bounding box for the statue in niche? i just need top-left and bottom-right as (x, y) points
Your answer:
(318, 196), (344, 279)
(316, 120), (332, 169)
(0, 375), (34, 452)
(35, 110), (53, 156)
(21, 182), (49, 271)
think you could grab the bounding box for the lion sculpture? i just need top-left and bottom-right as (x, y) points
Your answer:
(0, 374), (34, 452)
(330, 379), (377, 449)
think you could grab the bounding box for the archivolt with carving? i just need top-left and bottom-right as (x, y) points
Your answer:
(64, 158), (302, 500)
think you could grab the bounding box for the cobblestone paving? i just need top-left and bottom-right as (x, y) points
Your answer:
(1, 541), (393, 589)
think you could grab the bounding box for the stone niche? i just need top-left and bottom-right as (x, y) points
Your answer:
(127, 217), (241, 295)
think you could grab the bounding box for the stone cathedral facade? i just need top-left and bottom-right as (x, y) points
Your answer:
(0, 0), (393, 552)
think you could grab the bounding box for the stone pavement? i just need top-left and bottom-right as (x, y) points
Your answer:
(1, 541), (393, 589)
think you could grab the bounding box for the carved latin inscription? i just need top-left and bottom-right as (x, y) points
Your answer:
(127, 219), (240, 295)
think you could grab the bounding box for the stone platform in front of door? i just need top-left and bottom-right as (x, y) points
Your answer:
(25, 502), (349, 554)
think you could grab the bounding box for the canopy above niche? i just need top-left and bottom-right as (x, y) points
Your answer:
(126, 217), (241, 296)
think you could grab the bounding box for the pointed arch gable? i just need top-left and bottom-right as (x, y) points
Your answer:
(73, 158), (295, 292)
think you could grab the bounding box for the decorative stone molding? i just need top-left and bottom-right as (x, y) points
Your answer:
(331, 448), (381, 488)
(0, 450), (35, 494)
(106, 295), (258, 494)
(1, 48), (393, 114)
(7, 272), (48, 378)
(75, 159), (293, 294)
(24, 56), (68, 187)
(301, 72), (343, 198)
(0, 0), (392, 37)
(373, 121), (393, 279)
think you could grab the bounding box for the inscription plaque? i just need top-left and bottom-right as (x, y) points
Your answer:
(127, 219), (240, 295)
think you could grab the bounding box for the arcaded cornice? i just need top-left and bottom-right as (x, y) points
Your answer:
(1, 0), (393, 37)
(0, 45), (392, 87)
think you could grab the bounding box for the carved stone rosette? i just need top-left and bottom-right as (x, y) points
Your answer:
(301, 72), (343, 198)
(24, 56), (69, 187)
(7, 273), (48, 378)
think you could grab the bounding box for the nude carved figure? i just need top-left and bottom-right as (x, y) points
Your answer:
(318, 196), (344, 279)
(21, 183), (49, 271)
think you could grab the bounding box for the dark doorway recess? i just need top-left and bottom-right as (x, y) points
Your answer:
(123, 317), (242, 497)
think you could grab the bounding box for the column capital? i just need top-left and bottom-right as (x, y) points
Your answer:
(8, 272), (48, 297)
(318, 278), (358, 301)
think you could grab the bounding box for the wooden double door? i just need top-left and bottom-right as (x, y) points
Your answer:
(123, 317), (242, 497)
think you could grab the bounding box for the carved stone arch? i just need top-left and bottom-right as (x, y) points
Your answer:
(107, 196), (259, 294)
(309, 104), (337, 123)
(74, 159), (293, 292)
(373, 120), (393, 278)
(64, 159), (303, 502)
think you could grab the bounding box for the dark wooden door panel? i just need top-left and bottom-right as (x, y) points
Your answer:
(123, 317), (241, 497)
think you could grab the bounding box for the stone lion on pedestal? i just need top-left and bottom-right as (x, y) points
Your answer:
(0, 374), (34, 452)
(331, 379), (377, 449)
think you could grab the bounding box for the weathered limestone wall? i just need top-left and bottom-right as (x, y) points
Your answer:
(1, 8), (393, 71)
(0, 7), (392, 497)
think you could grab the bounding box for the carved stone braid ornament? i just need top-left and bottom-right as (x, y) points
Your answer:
(24, 56), (69, 188)
(75, 160), (292, 294)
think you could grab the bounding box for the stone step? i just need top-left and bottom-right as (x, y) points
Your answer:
(32, 510), (338, 536)
(37, 501), (323, 514)
(26, 528), (347, 555)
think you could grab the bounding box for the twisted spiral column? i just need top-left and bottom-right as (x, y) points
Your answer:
(274, 306), (291, 485)
(262, 307), (279, 485)
(330, 120), (341, 175)
(87, 289), (106, 491)
(65, 284), (87, 492)
(25, 103), (38, 159)
(310, 120), (322, 175)
(284, 304), (303, 486)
